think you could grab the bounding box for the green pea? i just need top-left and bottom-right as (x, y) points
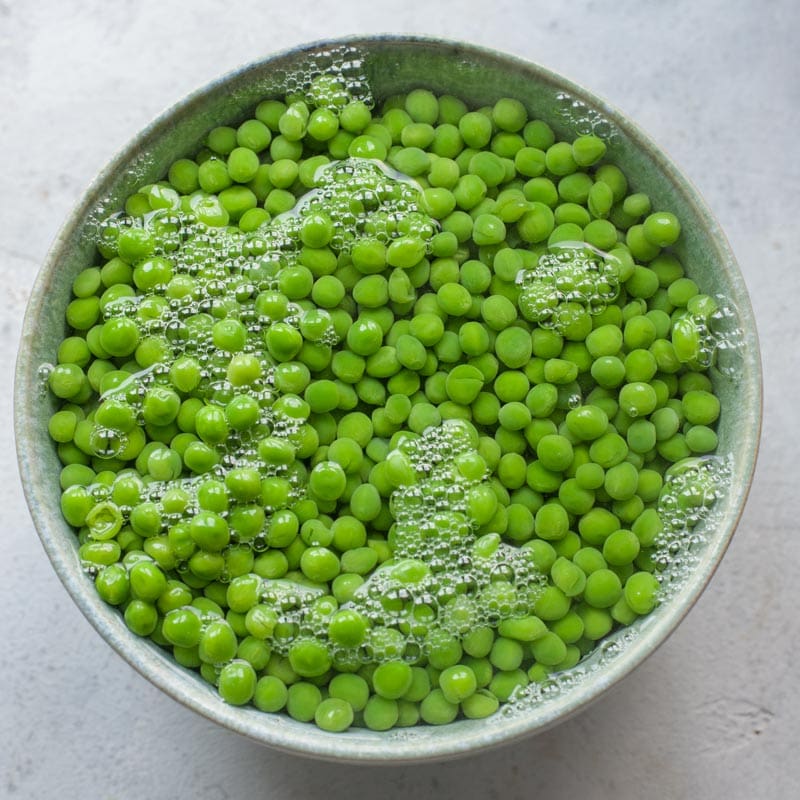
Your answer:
(445, 364), (484, 405)
(286, 682), (323, 723)
(625, 572), (660, 614)
(643, 211), (681, 247)
(363, 695), (400, 731)
(572, 135), (607, 166)
(288, 640), (332, 678)
(583, 569), (623, 608)
(124, 600), (158, 637)
(314, 698), (354, 732)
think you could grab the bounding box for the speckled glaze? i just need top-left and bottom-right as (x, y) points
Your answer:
(14, 36), (761, 763)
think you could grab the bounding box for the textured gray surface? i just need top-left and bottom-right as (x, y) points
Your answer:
(1, 1), (797, 797)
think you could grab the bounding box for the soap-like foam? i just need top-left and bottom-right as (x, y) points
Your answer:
(517, 241), (621, 331)
(554, 91), (619, 142)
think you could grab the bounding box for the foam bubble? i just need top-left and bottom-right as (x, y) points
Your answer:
(554, 91), (619, 143)
(210, 421), (549, 661)
(517, 242), (621, 332)
(503, 628), (639, 715)
(653, 454), (732, 600)
(76, 153), (443, 534)
(37, 363), (54, 396)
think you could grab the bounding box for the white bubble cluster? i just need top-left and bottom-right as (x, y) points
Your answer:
(75, 150), (439, 570)
(275, 158), (436, 252)
(517, 243), (620, 331)
(277, 44), (374, 110)
(252, 421), (547, 665)
(672, 295), (745, 376)
(554, 91), (619, 142)
(652, 455), (731, 599)
(502, 627), (639, 714)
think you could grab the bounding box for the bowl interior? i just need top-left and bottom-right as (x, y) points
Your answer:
(15, 36), (761, 763)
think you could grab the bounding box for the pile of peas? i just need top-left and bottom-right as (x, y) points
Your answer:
(46, 78), (723, 733)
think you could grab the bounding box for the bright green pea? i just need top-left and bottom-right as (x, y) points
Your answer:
(494, 328), (532, 369)
(625, 571), (660, 614)
(537, 434), (574, 472)
(288, 640), (332, 678)
(603, 528), (641, 565)
(643, 211), (681, 247)
(314, 698), (354, 732)
(583, 569), (623, 608)
(286, 682), (323, 723)
(124, 600), (158, 637)
(217, 661), (257, 705)
(363, 695), (399, 731)
(619, 382), (658, 418)
(445, 364), (484, 405)
(535, 503), (569, 540)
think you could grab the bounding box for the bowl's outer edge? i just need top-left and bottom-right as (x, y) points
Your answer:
(15, 34), (762, 764)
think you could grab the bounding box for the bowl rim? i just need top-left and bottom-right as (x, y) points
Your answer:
(15, 33), (762, 763)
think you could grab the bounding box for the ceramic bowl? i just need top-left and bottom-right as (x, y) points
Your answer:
(15, 35), (761, 763)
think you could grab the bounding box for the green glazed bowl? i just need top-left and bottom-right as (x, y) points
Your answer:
(15, 36), (761, 763)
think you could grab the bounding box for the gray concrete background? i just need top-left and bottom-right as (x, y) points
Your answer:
(2, 1), (797, 797)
